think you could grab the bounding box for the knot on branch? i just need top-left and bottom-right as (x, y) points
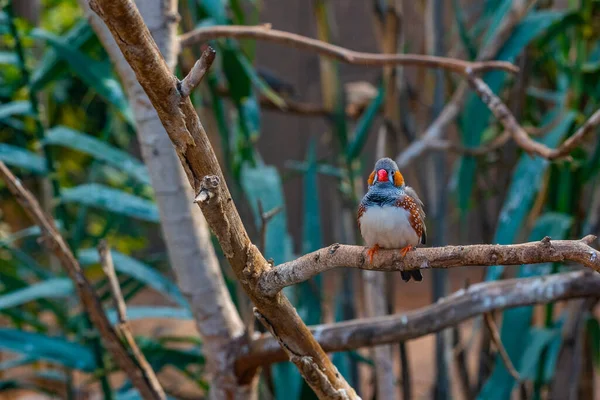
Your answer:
(194, 175), (220, 204)
(242, 244), (265, 286)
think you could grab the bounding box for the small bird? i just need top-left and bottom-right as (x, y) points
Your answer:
(357, 157), (426, 282)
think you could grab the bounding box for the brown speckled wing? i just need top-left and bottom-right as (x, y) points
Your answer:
(357, 203), (366, 231)
(396, 191), (426, 244)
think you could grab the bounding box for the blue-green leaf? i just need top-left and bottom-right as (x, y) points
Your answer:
(240, 163), (293, 264)
(457, 10), (566, 212)
(0, 279), (73, 310)
(237, 53), (286, 109)
(78, 248), (187, 307)
(486, 112), (576, 280)
(0, 143), (47, 174)
(346, 84), (385, 161)
(518, 327), (561, 381)
(0, 51), (18, 65)
(106, 307), (192, 324)
(0, 328), (96, 371)
(0, 101), (33, 120)
(30, 29), (134, 125)
(61, 184), (159, 223)
(44, 126), (150, 184)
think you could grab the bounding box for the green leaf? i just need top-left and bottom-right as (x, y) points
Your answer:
(0, 328), (96, 371)
(0, 51), (18, 65)
(346, 84), (385, 161)
(452, 0), (477, 59)
(457, 10), (566, 212)
(198, 0), (228, 24)
(0, 101), (33, 120)
(44, 126), (150, 184)
(78, 248), (187, 307)
(61, 184), (159, 223)
(30, 20), (95, 91)
(586, 316), (600, 367)
(486, 112), (576, 280)
(222, 44), (252, 100)
(237, 52), (286, 109)
(240, 163), (293, 264)
(106, 307), (191, 324)
(480, 213), (572, 400)
(0, 278), (73, 310)
(518, 327), (561, 381)
(30, 29), (134, 125)
(0, 143), (47, 174)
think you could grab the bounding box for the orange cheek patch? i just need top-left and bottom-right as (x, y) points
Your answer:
(393, 171), (405, 187)
(368, 171), (375, 186)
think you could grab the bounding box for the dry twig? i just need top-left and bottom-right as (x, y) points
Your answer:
(180, 24), (518, 75)
(0, 161), (165, 400)
(88, 1), (358, 397)
(178, 46), (216, 97)
(237, 270), (600, 372)
(258, 236), (600, 296)
(98, 241), (166, 399)
(484, 312), (521, 382)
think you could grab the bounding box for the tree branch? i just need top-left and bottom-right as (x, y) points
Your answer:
(258, 236), (600, 296)
(88, 1), (358, 398)
(179, 24), (518, 75)
(236, 270), (600, 372)
(466, 74), (600, 160)
(98, 241), (166, 399)
(178, 46), (216, 97)
(0, 161), (165, 400)
(483, 312), (521, 382)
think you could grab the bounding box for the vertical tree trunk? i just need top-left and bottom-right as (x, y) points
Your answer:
(78, 1), (251, 398)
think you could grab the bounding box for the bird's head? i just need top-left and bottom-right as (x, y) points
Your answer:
(367, 157), (405, 188)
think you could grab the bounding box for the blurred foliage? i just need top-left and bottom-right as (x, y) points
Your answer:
(0, 0), (599, 399)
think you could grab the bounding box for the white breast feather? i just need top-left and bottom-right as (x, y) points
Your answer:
(359, 205), (419, 248)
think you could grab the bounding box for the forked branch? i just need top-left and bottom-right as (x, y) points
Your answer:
(258, 236), (600, 296)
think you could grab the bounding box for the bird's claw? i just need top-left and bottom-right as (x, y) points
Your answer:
(399, 245), (414, 257)
(366, 244), (380, 264)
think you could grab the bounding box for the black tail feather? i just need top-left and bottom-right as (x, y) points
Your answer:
(401, 270), (423, 282)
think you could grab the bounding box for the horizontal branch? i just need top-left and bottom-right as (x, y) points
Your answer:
(236, 270), (600, 371)
(258, 236), (600, 296)
(180, 24), (518, 75)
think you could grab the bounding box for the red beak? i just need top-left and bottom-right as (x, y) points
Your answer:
(377, 169), (388, 182)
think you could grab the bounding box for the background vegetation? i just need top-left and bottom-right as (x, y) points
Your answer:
(0, 0), (599, 399)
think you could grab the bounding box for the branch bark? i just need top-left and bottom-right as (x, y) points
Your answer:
(87, 1), (358, 398)
(0, 162), (163, 400)
(98, 241), (166, 400)
(258, 236), (600, 296)
(237, 270), (600, 372)
(77, 1), (248, 397)
(179, 24), (518, 75)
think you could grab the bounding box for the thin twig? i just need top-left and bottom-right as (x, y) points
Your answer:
(0, 161), (165, 400)
(484, 312), (521, 382)
(236, 270), (600, 372)
(180, 24), (518, 75)
(98, 240), (166, 398)
(178, 46), (216, 97)
(466, 74), (600, 160)
(258, 236), (600, 296)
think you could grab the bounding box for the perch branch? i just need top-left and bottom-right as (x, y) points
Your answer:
(0, 161), (166, 400)
(236, 270), (600, 371)
(180, 24), (518, 75)
(98, 241), (165, 397)
(484, 312), (521, 382)
(178, 46), (216, 97)
(88, 1), (358, 398)
(466, 74), (600, 160)
(258, 236), (600, 296)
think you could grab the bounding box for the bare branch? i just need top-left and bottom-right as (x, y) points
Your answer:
(258, 236), (600, 296)
(88, 1), (358, 397)
(466, 74), (600, 160)
(0, 161), (165, 400)
(484, 312), (521, 382)
(98, 241), (166, 398)
(257, 199), (283, 254)
(236, 270), (600, 371)
(180, 24), (518, 75)
(179, 46), (216, 97)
